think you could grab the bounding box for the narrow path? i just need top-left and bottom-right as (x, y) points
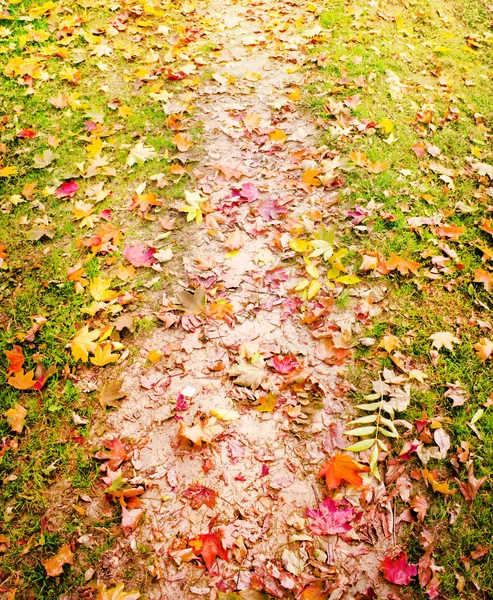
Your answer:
(101, 1), (396, 597)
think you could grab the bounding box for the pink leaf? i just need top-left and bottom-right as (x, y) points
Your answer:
(381, 552), (418, 585)
(306, 497), (355, 535)
(121, 507), (144, 536)
(271, 355), (300, 374)
(55, 180), (79, 198)
(123, 244), (157, 267)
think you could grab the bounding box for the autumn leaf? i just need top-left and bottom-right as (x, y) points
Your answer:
(172, 133), (193, 152)
(7, 368), (37, 390)
(380, 552), (418, 585)
(409, 493), (428, 522)
(183, 484), (217, 509)
(300, 582), (328, 600)
(255, 393), (277, 413)
(69, 325), (101, 362)
(89, 277), (119, 302)
(214, 163), (246, 181)
(301, 168), (322, 187)
(432, 223), (465, 241)
(229, 359), (268, 389)
(123, 244), (157, 267)
(474, 338), (493, 362)
(423, 468), (455, 495)
(127, 141), (157, 166)
(366, 160), (388, 173)
(385, 254), (422, 276)
(271, 355), (300, 374)
(90, 343), (120, 366)
(306, 497), (355, 535)
(99, 380), (126, 409)
(177, 286), (206, 314)
(55, 180), (78, 198)
(379, 335), (401, 353)
(457, 460), (487, 501)
(96, 583), (140, 600)
(179, 416), (224, 446)
(188, 532), (228, 571)
(95, 437), (129, 469)
(4, 403), (28, 433)
(5, 345), (24, 375)
(474, 268), (493, 293)
(429, 332), (461, 352)
(180, 190), (207, 224)
(42, 544), (74, 577)
(318, 454), (370, 489)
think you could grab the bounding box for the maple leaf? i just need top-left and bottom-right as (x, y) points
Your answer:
(42, 544), (74, 577)
(0, 166), (16, 177)
(90, 343), (120, 366)
(229, 359), (268, 389)
(423, 468), (455, 495)
(214, 163), (246, 181)
(7, 368), (37, 390)
(121, 507), (144, 537)
(126, 141), (157, 166)
(380, 552), (418, 585)
(69, 325), (101, 362)
(189, 532), (228, 571)
(306, 497), (355, 535)
(409, 493), (428, 522)
(180, 190), (207, 224)
(474, 338), (493, 362)
(385, 254), (422, 276)
(183, 484), (217, 509)
(179, 416), (224, 446)
(5, 345), (24, 374)
(26, 226), (55, 241)
(366, 160), (388, 173)
(444, 381), (468, 407)
(301, 168), (322, 187)
(55, 180), (78, 198)
(32, 149), (55, 169)
(99, 381), (127, 410)
(318, 454), (370, 489)
(4, 403), (28, 433)
(89, 276), (119, 302)
(224, 229), (244, 251)
(95, 437), (129, 470)
(300, 582), (329, 600)
(17, 128), (37, 139)
(480, 219), (493, 238)
(177, 286), (206, 314)
(96, 583), (140, 600)
(379, 335), (401, 353)
(271, 355), (300, 374)
(429, 332), (461, 352)
(255, 393), (277, 413)
(172, 133), (193, 152)
(474, 268), (493, 293)
(123, 244), (157, 267)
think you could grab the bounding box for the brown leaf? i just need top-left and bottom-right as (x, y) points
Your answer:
(457, 460), (487, 501)
(409, 493), (428, 522)
(99, 380), (126, 409)
(42, 544), (74, 576)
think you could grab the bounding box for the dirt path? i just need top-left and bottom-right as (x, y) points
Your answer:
(99, 1), (397, 597)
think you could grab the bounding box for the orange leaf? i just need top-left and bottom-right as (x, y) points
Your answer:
(7, 368), (37, 390)
(423, 468), (455, 495)
(42, 544), (74, 576)
(385, 254), (422, 276)
(474, 338), (493, 362)
(214, 164), (246, 181)
(366, 160), (388, 174)
(379, 335), (401, 353)
(432, 223), (465, 241)
(5, 345), (24, 375)
(318, 454), (370, 489)
(480, 219), (493, 238)
(349, 150), (367, 167)
(474, 268), (493, 293)
(301, 168), (322, 187)
(4, 403), (27, 433)
(189, 532), (228, 571)
(172, 133), (193, 152)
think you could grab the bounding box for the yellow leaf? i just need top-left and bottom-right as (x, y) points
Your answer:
(423, 468), (455, 495)
(70, 325), (101, 362)
(7, 369), (36, 390)
(147, 349), (163, 364)
(210, 408), (240, 421)
(4, 403), (27, 433)
(89, 276), (119, 302)
(307, 279), (322, 299)
(379, 335), (401, 353)
(90, 343), (120, 366)
(0, 166), (16, 177)
(287, 88), (301, 102)
(379, 118), (394, 134)
(269, 129), (287, 142)
(289, 239), (310, 253)
(86, 137), (102, 158)
(304, 259), (319, 279)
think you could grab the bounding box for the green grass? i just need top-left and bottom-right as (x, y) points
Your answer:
(308, 0), (493, 596)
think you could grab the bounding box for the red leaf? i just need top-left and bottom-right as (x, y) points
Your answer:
(55, 180), (78, 198)
(318, 454), (370, 489)
(5, 345), (24, 375)
(189, 532), (228, 571)
(306, 497), (355, 535)
(381, 552), (418, 585)
(95, 437), (129, 470)
(271, 355), (300, 374)
(183, 485), (217, 509)
(17, 128), (37, 139)
(123, 244), (157, 267)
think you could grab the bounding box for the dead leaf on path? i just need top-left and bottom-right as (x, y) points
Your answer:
(189, 532), (228, 571)
(4, 404), (27, 433)
(95, 437), (129, 469)
(183, 484), (217, 509)
(429, 332), (461, 352)
(99, 380), (126, 409)
(214, 163), (246, 181)
(318, 454), (370, 489)
(229, 359), (268, 389)
(179, 416), (224, 446)
(224, 230), (244, 251)
(177, 286), (206, 314)
(42, 544), (74, 576)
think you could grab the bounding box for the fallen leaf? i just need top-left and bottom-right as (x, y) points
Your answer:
(95, 437), (129, 470)
(189, 532), (228, 571)
(7, 369), (36, 390)
(306, 497), (355, 535)
(121, 507), (144, 537)
(474, 268), (493, 293)
(183, 485), (217, 509)
(429, 332), (461, 352)
(457, 460), (487, 501)
(5, 346), (24, 375)
(381, 552), (418, 585)
(409, 494), (428, 522)
(70, 325), (101, 362)
(123, 244), (157, 267)
(318, 454), (370, 489)
(127, 142), (157, 167)
(177, 286), (206, 314)
(96, 583), (140, 600)
(90, 343), (120, 366)
(99, 380), (126, 409)
(179, 416), (224, 446)
(42, 544), (74, 577)
(474, 338), (493, 362)
(172, 133), (193, 152)
(55, 180), (78, 198)
(423, 468), (455, 495)
(385, 254), (422, 276)
(229, 359), (268, 389)
(4, 403), (28, 433)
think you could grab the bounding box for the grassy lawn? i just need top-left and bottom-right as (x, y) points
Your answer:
(307, 0), (493, 596)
